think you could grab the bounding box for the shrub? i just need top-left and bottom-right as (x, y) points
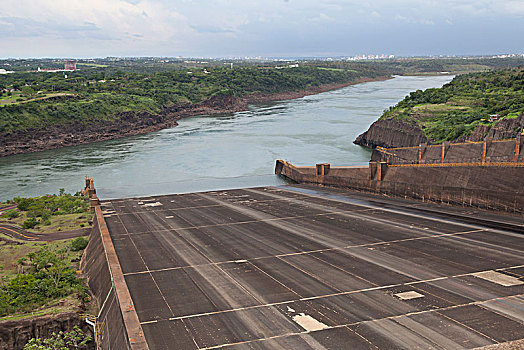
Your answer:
(24, 326), (91, 350)
(40, 210), (51, 221)
(71, 237), (88, 251)
(23, 217), (38, 229)
(5, 209), (19, 218)
(15, 198), (32, 211)
(0, 245), (90, 317)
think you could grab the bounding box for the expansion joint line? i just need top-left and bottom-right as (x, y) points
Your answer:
(97, 284), (115, 319)
(116, 208), (176, 318)
(139, 264), (524, 326)
(198, 293), (524, 350)
(123, 229), (485, 277)
(273, 186), (519, 234)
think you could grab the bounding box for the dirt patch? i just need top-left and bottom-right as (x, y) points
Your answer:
(0, 224), (89, 242)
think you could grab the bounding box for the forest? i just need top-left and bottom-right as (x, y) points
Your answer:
(0, 64), (387, 134)
(2, 57), (524, 139)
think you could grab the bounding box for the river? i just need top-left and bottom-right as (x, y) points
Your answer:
(0, 75), (453, 201)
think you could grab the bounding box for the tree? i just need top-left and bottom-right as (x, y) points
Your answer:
(20, 86), (35, 97)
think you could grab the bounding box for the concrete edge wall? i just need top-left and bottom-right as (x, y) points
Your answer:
(373, 137), (524, 165)
(81, 206), (149, 349)
(275, 159), (524, 215)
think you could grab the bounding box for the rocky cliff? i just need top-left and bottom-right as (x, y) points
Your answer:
(353, 118), (428, 148)
(456, 113), (524, 142)
(355, 112), (524, 149)
(0, 312), (93, 350)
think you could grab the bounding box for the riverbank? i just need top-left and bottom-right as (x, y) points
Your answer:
(0, 76), (389, 157)
(354, 68), (524, 148)
(0, 75), (453, 201)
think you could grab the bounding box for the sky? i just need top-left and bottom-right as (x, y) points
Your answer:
(1, 0), (523, 58)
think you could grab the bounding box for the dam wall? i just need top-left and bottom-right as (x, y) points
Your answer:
(372, 137), (523, 165)
(80, 195), (148, 349)
(275, 159), (524, 214)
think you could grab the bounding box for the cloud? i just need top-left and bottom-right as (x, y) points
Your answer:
(499, 0), (524, 15)
(309, 13), (335, 22)
(191, 25), (234, 34)
(0, 17), (106, 39)
(0, 0), (523, 57)
(1, 0), (187, 42)
(394, 14), (434, 25)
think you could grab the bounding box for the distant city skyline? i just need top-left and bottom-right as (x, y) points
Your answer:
(1, 0), (523, 58)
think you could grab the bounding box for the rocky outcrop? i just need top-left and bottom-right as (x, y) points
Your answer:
(0, 312), (93, 350)
(354, 118), (428, 149)
(457, 113), (524, 142)
(356, 113), (524, 149)
(0, 96), (236, 157)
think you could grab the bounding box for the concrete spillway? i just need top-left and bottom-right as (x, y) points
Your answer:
(82, 184), (524, 349)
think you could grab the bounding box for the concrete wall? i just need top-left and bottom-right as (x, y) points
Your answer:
(80, 206), (148, 350)
(373, 138), (523, 165)
(383, 166), (523, 193)
(275, 160), (524, 214)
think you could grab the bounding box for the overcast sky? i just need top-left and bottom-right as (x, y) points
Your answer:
(1, 0), (523, 58)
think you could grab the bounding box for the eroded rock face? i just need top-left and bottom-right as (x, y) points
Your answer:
(357, 112), (524, 148)
(0, 96), (246, 157)
(0, 312), (93, 350)
(354, 118), (428, 149)
(456, 113), (524, 143)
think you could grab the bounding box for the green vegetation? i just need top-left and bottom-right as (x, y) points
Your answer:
(0, 190), (92, 319)
(371, 57), (524, 75)
(379, 67), (524, 143)
(1, 191), (90, 233)
(24, 326), (91, 350)
(0, 65), (386, 134)
(70, 237), (88, 252)
(0, 242), (88, 317)
(2, 57), (524, 142)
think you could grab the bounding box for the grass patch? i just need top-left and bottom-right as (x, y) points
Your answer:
(2, 213), (89, 234)
(412, 103), (470, 114)
(0, 237), (83, 278)
(76, 62), (109, 68)
(0, 238), (89, 316)
(501, 113), (520, 120)
(0, 294), (79, 322)
(0, 93), (75, 106)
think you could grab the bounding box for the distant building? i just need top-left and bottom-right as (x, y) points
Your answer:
(64, 60), (77, 71)
(489, 114), (500, 122)
(36, 60), (77, 73)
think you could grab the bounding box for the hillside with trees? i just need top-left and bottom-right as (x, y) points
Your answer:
(3, 57), (524, 155)
(0, 64), (391, 156)
(355, 67), (524, 148)
(0, 66), (385, 135)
